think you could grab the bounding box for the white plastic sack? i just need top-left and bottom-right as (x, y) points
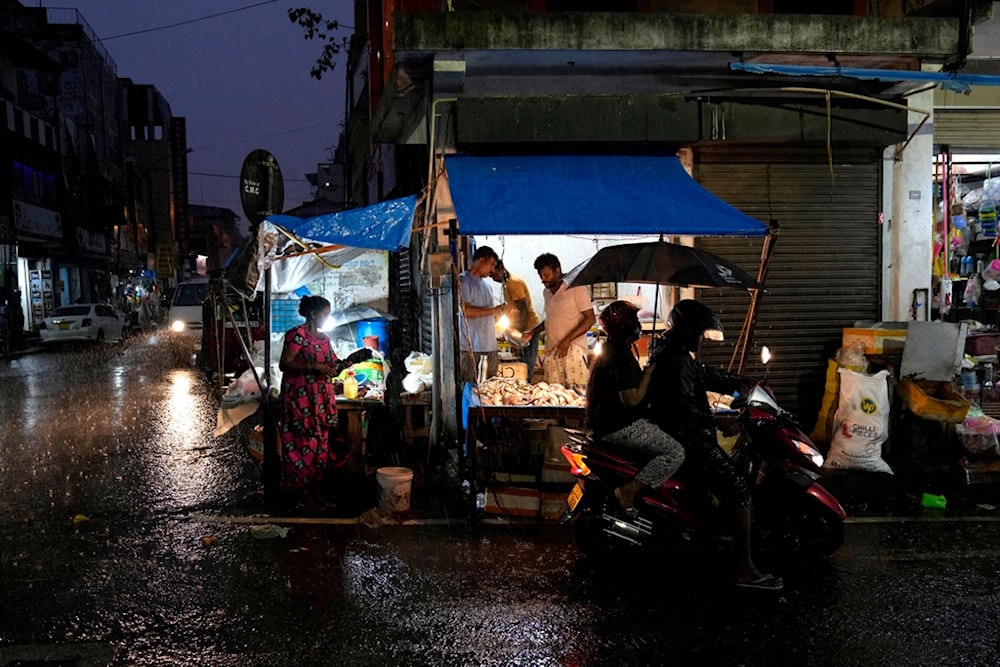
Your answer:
(825, 368), (894, 474)
(404, 351), (434, 385)
(402, 372), (426, 394)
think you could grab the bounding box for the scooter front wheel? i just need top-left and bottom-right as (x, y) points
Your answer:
(782, 494), (845, 557)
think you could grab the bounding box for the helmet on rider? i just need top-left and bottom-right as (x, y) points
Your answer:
(667, 299), (723, 349)
(598, 300), (641, 343)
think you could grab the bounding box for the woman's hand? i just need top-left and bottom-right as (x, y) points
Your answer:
(312, 362), (338, 376)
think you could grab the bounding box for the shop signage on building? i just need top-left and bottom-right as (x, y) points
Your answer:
(76, 227), (108, 255)
(156, 244), (174, 276)
(13, 200), (63, 240)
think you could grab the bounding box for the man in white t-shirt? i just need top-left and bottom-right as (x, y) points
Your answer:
(525, 253), (595, 391)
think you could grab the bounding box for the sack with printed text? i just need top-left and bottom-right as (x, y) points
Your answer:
(824, 368), (894, 474)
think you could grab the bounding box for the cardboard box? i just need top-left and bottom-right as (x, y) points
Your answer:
(483, 486), (541, 517)
(541, 491), (571, 520)
(497, 361), (529, 381)
(247, 424), (281, 463)
(491, 472), (537, 484)
(546, 425), (571, 462)
(842, 328), (907, 355)
(541, 460), (576, 484)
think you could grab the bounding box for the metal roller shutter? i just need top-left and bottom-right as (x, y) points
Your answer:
(692, 143), (882, 422)
(935, 109), (1000, 151)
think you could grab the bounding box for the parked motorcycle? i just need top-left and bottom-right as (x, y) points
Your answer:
(560, 347), (846, 560)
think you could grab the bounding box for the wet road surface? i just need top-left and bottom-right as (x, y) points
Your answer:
(1, 334), (999, 666)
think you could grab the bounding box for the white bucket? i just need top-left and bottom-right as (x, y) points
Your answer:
(376, 466), (414, 512)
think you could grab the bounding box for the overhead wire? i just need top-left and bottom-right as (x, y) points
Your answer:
(99, 0), (278, 42)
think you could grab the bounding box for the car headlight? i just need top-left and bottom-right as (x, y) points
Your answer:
(791, 439), (824, 468)
(171, 320), (186, 333)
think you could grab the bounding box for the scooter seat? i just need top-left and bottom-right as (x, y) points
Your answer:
(585, 437), (652, 470)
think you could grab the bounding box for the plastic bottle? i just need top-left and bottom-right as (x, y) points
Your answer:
(963, 255), (973, 277)
(343, 370), (359, 399)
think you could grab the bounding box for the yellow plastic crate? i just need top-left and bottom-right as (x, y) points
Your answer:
(897, 379), (970, 423)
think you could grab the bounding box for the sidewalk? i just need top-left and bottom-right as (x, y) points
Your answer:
(819, 460), (1000, 518)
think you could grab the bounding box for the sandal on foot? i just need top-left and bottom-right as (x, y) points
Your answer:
(734, 573), (783, 591)
(614, 487), (640, 519)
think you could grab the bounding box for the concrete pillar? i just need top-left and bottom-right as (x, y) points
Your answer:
(884, 89), (934, 322)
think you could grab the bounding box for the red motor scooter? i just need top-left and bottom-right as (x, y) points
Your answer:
(560, 347), (846, 560)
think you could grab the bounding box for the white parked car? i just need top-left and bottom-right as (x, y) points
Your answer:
(39, 303), (126, 344)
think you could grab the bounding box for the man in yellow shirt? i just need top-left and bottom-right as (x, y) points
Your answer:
(492, 259), (542, 380)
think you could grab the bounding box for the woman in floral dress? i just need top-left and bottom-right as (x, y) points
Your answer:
(279, 296), (365, 509)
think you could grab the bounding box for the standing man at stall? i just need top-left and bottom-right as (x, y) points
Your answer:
(458, 245), (505, 385)
(526, 253), (596, 392)
(491, 259), (542, 381)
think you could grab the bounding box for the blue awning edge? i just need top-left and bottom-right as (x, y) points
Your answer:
(444, 155), (768, 237)
(264, 194), (418, 251)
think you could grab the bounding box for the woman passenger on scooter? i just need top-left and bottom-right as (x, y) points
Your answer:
(585, 300), (685, 518)
(647, 299), (782, 591)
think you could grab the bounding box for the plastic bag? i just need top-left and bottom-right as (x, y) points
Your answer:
(402, 372), (426, 394)
(220, 367), (263, 408)
(964, 275), (981, 308)
(957, 406), (1000, 457)
(824, 368), (894, 474)
(404, 351), (434, 385)
(834, 343), (868, 374)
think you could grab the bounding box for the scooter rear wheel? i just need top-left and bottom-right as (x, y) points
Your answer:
(572, 484), (622, 561)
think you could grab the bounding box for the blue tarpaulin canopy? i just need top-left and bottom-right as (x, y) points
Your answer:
(444, 155), (768, 237)
(263, 194), (418, 251)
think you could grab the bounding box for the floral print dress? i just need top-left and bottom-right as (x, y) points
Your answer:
(280, 325), (339, 493)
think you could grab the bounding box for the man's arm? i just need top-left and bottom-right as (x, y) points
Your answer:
(462, 301), (505, 319)
(554, 307), (596, 356)
(510, 298), (531, 330)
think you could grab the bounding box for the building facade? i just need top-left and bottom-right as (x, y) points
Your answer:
(336, 0), (993, 435)
(0, 0), (190, 336)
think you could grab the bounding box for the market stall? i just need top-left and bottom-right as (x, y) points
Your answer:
(219, 195), (420, 502)
(439, 154), (776, 519)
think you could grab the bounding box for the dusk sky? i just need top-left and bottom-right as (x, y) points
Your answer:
(37, 0), (355, 222)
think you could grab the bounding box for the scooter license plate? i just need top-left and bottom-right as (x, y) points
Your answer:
(566, 482), (584, 512)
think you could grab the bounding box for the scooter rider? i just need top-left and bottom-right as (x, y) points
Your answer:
(647, 299), (782, 591)
(586, 300), (685, 518)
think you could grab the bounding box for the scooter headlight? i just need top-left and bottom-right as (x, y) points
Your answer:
(792, 438), (824, 468)
(171, 320), (186, 333)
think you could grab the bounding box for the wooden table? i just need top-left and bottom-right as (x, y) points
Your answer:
(336, 398), (383, 472)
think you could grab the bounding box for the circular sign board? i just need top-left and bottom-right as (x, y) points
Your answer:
(240, 149), (284, 226)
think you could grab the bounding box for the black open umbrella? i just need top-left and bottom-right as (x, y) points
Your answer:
(563, 240), (761, 291)
(564, 239), (762, 337)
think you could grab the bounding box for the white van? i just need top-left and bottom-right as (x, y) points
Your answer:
(168, 278), (208, 333)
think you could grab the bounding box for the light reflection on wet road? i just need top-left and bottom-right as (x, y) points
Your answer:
(1, 334), (999, 666)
